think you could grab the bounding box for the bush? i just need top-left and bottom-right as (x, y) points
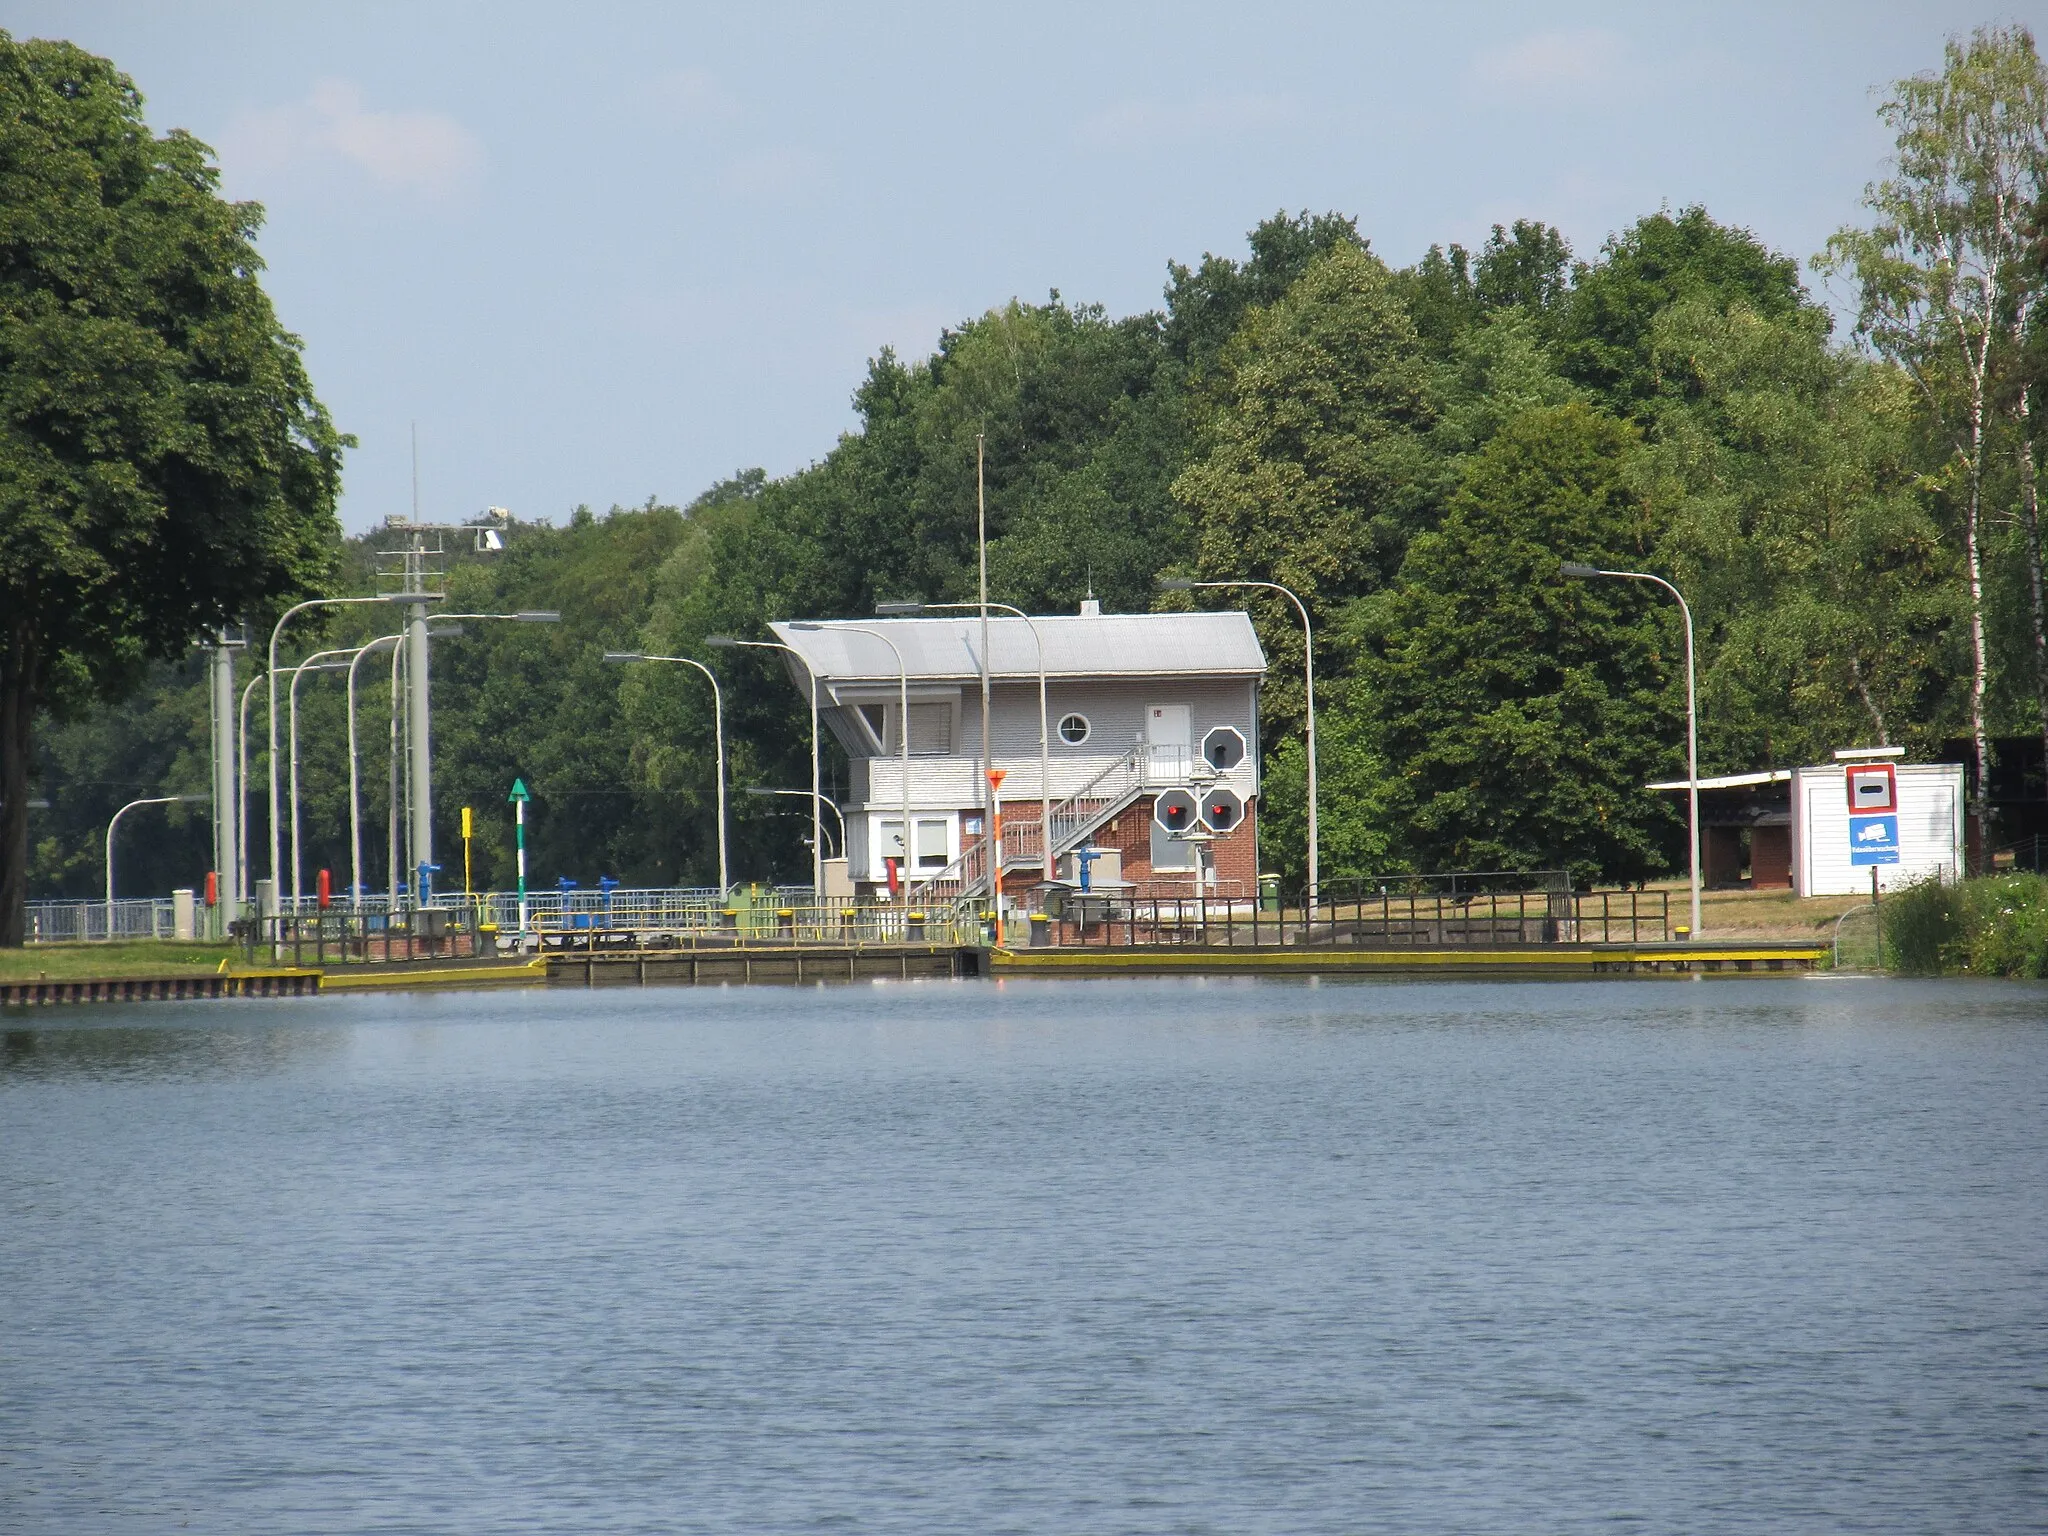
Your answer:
(1881, 873), (2048, 977)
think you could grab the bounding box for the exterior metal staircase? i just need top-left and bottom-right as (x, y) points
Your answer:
(918, 746), (1166, 900)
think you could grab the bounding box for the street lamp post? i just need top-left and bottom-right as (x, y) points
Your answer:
(605, 652), (728, 896)
(267, 595), (411, 904)
(288, 651), (360, 909)
(789, 623), (911, 901)
(707, 636), (823, 902)
(877, 601), (1052, 891)
(1560, 562), (1702, 940)
(347, 633), (404, 907)
(745, 787), (845, 857)
(105, 794), (205, 938)
(237, 672), (262, 908)
(1160, 576), (1317, 912)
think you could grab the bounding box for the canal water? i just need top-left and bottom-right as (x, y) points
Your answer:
(3, 977), (2044, 1533)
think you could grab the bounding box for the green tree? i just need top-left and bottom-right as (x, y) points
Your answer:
(1171, 244), (1437, 751)
(1352, 404), (1680, 884)
(1821, 24), (2048, 854)
(1561, 206), (1807, 410)
(1640, 298), (1962, 768)
(0, 36), (344, 943)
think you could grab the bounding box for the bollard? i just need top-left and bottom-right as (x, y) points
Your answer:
(907, 911), (925, 941)
(777, 908), (795, 940)
(1029, 913), (1050, 947)
(840, 908), (857, 940)
(721, 907), (739, 933)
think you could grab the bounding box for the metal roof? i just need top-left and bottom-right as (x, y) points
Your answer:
(767, 612), (1267, 684)
(1645, 770), (1793, 792)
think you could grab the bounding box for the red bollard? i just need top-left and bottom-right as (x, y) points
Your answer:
(317, 869), (332, 910)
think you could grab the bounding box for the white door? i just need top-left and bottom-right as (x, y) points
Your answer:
(1146, 703), (1190, 779)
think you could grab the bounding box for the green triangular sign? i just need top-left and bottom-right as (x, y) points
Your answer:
(507, 777), (530, 803)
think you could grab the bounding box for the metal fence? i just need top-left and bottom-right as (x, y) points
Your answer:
(1036, 880), (1669, 949)
(246, 895), (987, 966)
(24, 898), (182, 943)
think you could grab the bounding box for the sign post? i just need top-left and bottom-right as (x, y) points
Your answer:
(1845, 760), (1899, 966)
(987, 768), (1007, 935)
(508, 778), (531, 936)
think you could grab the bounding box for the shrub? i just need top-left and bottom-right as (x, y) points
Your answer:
(1881, 875), (1964, 975)
(1881, 873), (2048, 977)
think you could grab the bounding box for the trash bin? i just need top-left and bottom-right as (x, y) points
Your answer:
(1258, 874), (1280, 912)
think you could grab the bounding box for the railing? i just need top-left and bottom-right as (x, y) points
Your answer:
(24, 898), (180, 943)
(245, 895), (987, 965)
(1987, 834), (2047, 876)
(1035, 882), (1669, 948)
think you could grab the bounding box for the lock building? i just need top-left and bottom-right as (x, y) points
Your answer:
(768, 602), (1267, 903)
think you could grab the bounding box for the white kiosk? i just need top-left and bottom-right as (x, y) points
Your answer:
(1789, 748), (1965, 896)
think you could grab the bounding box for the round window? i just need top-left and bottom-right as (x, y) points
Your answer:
(1058, 713), (1091, 745)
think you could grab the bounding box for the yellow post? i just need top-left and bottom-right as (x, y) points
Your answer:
(461, 805), (473, 901)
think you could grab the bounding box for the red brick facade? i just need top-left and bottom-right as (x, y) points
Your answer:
(991, 793), (1260, 899)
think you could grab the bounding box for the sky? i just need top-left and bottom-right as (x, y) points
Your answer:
(7, 1), (2024, 531)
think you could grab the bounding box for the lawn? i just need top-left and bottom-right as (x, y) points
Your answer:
(0, 941), (248, 981)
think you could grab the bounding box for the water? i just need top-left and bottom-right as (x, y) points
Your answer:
(3, 976), (2045, 1534)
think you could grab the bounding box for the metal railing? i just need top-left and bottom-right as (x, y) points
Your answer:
(24, 898), (181, 943)
(244, 894), (988, 965)
(1035, 880), (1669, 949)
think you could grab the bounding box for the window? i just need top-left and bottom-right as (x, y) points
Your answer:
(906, 703), (952, 756)
(876, 815), (956, 876)
(1058, 713), (1091, 745)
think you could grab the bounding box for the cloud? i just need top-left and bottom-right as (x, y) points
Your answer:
(1076, 94), (1299, 150)
(1470, 29), (1628, 93)
(222, 81), (483, 194)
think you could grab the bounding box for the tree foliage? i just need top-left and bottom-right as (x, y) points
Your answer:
(0, 35), (343, 942)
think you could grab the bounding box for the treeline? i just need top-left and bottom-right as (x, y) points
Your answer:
(25, 26), (2048, 898)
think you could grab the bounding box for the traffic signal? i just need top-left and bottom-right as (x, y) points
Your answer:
(1154, 788), (1199, 833)
(1200, 787), (1243, 832)
(1201, 726), (1247, 772)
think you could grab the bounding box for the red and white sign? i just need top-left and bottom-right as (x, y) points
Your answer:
(1845, 762), (1897, 815)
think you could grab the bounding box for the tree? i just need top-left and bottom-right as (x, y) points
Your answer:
(1561, 207), (1807, 410)
(1352, 404), (1680, 884)
(1171, 245), (1437, 752)
(1822, 24), (2048, 858)
(0, 37), (344, 943)
(1640, 298), (1962, 768)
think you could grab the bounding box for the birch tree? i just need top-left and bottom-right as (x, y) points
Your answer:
(1822, 25), (2048, 861)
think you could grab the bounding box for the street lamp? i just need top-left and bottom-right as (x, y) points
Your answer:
(266, 594), (417, 904)
(789, 622), (912, 900)
(105, 794), (205, 938)
(288, 652), (357, 909)
(1160, 576), (1318, 910)
(708, 635), (824, 901)
(877, 601), (1052, 891)
(605, 652), (728, 896)
(1559, 561), (1702, 940)
(745, 787), (845, 856)
(341, 624), (466, 908)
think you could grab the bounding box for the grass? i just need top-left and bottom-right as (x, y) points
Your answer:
(1608, 879), (1870, 939)
(0, 940), (248, 981)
